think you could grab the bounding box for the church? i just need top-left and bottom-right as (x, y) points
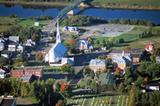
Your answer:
(45, 21), (74, 66)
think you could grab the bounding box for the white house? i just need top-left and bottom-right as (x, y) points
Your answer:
(9, 36), (19, 43)
(77, 39), (93, 52)
(25, 39), (36, 47)
(110, 50), (132, 71)
(0, 69), (6, 78)
(63, 26), (79, 34)
(0, 42), (4, 51)
(89, 59), (106, 73)
(17, 44), (24, 52)
(8, 43), (17, 52)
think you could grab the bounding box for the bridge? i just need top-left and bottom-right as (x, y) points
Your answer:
(43, 0), (92, 34)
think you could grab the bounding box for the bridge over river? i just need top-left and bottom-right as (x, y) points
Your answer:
(42, 0), (92, 34)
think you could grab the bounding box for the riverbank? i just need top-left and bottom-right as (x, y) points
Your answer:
(92, 3), (160, 10)
(0, 0), (160, 10)
(0, 1), (68, 8)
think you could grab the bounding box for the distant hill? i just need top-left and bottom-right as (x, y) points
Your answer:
(92, 0), (160, 9)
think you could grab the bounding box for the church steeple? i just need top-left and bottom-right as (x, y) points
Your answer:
(56, 20), (61, 44)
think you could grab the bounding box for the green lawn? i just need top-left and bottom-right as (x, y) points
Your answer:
(92, 0), (160, 6)
(18, 19), (51, 27)
(0, 17), (17, 32)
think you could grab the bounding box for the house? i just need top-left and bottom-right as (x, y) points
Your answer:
(0, 37), (6, 43)
(8, 42), (17, 52)
(145, 42), (154, 53)
(25, 39), (36, 47)
(109, 50), (132, 71)
(76, 39), (93, 52)
(131, 49), (142, 64)
(0, 97), (16, 106)
(0, 69), (6, 79)
(0, 42), (4, 51)
(16, 44), (24, 53)
(145, 80), (160, 91)
(63, 26), (78, 33)
(89, 59), (106, 73)
(11, 67), (43, 78)
(156, 56), (160, 64)
(1, 51), (12, 58)
(21, 75), (38, 83)
(9, 36), (19, 43)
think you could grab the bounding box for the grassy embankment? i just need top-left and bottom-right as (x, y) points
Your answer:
(0, 0), (68, 7)
(0, 0), (160, 10)
(96, 25), (160, 50)
(92, 0), (160, 10)
(0, 16), (51, 33)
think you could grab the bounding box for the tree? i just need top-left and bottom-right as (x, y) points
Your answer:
(61, 64), (74, 74)
(21, 82), (29, 97)
(55, 100), (65, 106)
(35, 51), (44, 61)
(0, 56), (7, 66)
(13, 55), (27, 67)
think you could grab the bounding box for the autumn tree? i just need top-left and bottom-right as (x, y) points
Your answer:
(35, 51), (44, 61)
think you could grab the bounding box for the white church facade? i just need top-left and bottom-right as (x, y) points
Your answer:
(45, 21), (74, 66)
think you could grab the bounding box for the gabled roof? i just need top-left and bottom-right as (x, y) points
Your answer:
(9, 36), (19, 43)
(1, 98), (16, 106)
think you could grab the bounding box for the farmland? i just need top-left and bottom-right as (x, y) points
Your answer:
(67, 95), (129, 106)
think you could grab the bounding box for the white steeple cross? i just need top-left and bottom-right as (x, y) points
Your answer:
(56, 19), (61, 44)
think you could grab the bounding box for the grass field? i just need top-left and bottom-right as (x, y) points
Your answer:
(18, 19), (51, 27)
(67, 95), (129, 106)
(0, 16), (52, 32)
(0, 17), (17, 32)
(95, 25), (160, 50)
(93, 0), (160, 6)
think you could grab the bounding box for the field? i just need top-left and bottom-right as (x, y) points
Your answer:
(0, 16), (51, 33)
(93, 25), (160, 49)
(93, 0), (160, 6)
(67, 95), (129, 106)
(0, 17), (17, 32)
(18, 19), (51, 27)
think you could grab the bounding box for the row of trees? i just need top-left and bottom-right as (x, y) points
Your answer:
(4, 25), (41, 43)
(61, 15), (107, 26)
(108, 18), (155, 26)
(0, 78), (67, 106)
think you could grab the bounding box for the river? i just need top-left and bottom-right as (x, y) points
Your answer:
(0, 4), (160, 24)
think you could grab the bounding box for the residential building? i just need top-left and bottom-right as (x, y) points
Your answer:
(16, 44), (24, 53)
(21, 75), (38, 83)
(89, 59), (106, 73)
(1, 51), (12, 58)
(11, 67), (43, 78)
(76, 39), (93, 52)
(109, 50), (132, 71)
(0, 42), (4, 51)
(9, 36), (19, 43)
(0, 69), (6, 79)
(145, 42), (154, 53)
(8, 42), (17, 52)
(0, 98), (16, 106)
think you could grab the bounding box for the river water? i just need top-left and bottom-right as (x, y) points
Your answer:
(0, 4), (160, 24)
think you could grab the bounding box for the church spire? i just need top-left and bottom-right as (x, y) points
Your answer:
(56, 19), (61, 44)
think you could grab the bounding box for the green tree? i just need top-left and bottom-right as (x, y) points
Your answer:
(0, 56), (7, 66)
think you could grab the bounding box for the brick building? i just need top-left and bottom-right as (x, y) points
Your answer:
(11, 67), (43, 78)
